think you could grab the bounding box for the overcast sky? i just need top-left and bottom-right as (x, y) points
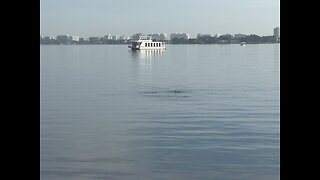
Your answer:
(40, 0), (280, 38)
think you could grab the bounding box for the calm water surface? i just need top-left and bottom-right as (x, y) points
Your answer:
(40, 44), (280, 180)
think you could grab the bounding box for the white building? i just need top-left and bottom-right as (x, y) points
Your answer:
(72, 36), (79, 42)
(105, 34), (112, 40)
(170, 33), (190, 40)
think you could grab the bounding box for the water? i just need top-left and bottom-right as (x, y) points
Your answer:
(40, 44), (280, 180)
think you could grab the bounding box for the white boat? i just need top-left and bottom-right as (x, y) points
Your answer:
(240, 42), (246, 46)
(129, 36), (166, 50)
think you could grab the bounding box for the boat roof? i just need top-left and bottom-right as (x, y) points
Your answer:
(132, 36), (165, 43)
(139, 36), (152, 40)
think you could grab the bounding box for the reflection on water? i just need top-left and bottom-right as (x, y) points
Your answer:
(130, 49), (165, 60)
(130, 49), (166, 80)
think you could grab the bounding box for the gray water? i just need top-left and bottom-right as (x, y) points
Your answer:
(40, 44), (280, 180)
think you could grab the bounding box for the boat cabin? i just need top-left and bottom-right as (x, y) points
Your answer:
(129, 36), (166, 50)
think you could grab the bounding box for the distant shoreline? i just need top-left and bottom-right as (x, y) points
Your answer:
(41, 34), (279, 45)
(40, 42), (279, 46)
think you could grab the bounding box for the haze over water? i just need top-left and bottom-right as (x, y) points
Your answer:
(40, 44), (280, 180)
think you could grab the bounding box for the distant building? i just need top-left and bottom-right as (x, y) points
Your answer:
(105, 34), (112, 40)
(79, 37), (85, 42)
(234, 33), (247, 39)
(170, 33), (190, 40)
(72, 36), (79, 42)
(224, 33), (234, 37)
(131, 33), (144, 40)
(274, 27), (280, 41)
(160, 33), (167, 40)
(119, 36), (129, 40)
(111, 35), (119, 40)
(40, 35), (56, 44)
(56, 35), (72, 44)
(43, 36), (51, 40)
(148, 33), (167, 41)
(89, 37), (100, 44)
(197, 33), (211, 38)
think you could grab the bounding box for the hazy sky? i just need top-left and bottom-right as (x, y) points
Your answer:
(40, 0), (279, 38)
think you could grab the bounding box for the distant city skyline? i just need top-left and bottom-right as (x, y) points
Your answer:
(40, 0), (280, 38)
(40, 29), (279, 40)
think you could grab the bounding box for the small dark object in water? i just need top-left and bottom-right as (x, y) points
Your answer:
(140, 89), (187, 97)
(165, 90), (183, 94)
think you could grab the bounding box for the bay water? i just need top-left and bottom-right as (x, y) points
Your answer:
(40, 44), (280, 180)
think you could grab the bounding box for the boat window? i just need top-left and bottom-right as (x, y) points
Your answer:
(148, 43), (150, 47)
(145, 43), (147, 47)
(151, 43), (153, 47)
(159, 43), (161, 47)
(156, 43), (158, 47)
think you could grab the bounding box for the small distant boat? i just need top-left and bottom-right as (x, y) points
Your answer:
(240, 42), (246, 46)
(129, 36), (166, 50)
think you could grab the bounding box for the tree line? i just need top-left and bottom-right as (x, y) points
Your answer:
(170, 34), (279, 44)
